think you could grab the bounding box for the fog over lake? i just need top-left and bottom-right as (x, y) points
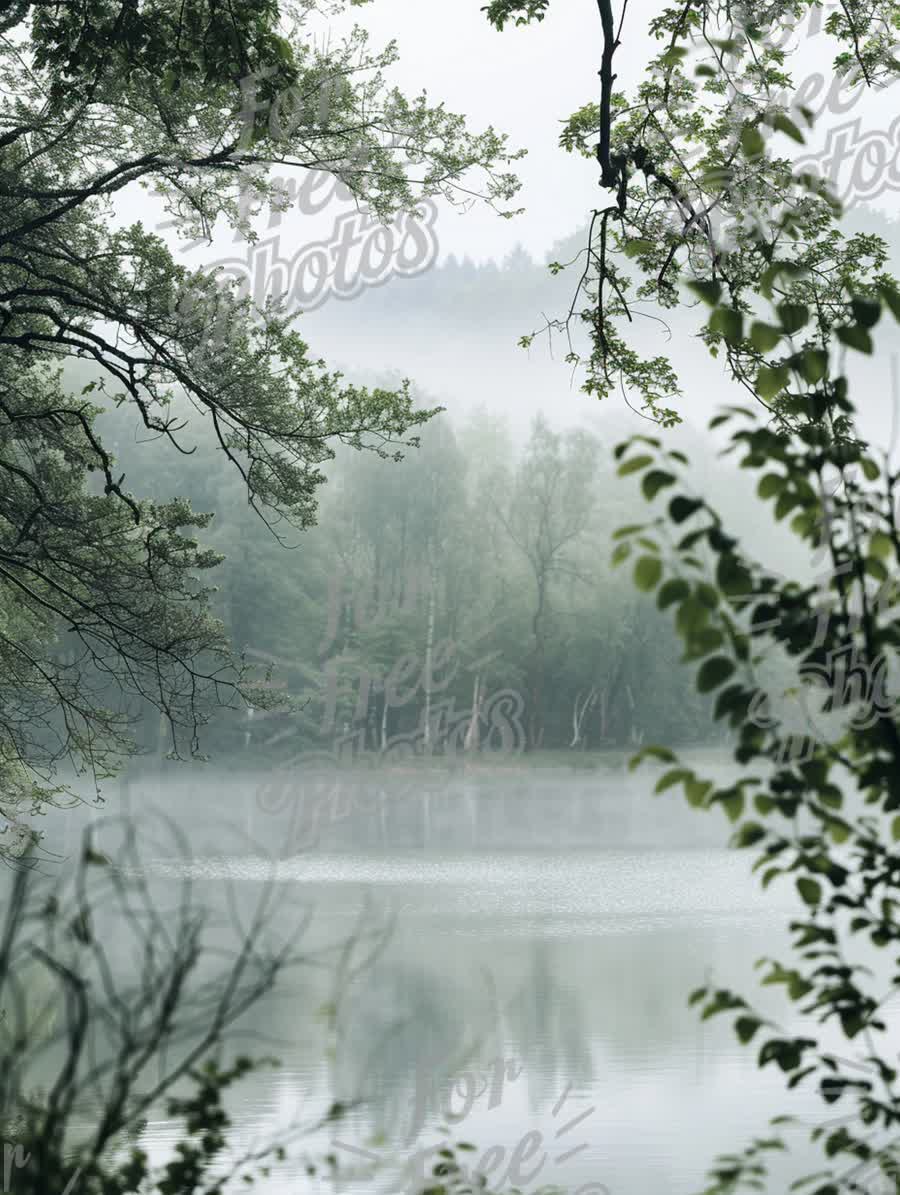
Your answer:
(18, 751), (869, 1195)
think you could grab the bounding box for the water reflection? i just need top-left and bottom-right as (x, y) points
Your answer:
(29, 757), (836, 1193)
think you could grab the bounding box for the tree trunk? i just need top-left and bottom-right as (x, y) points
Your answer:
(570, 687), (598, 747)
(528, 576), (548, 751)
(366, 682), (377, 752)
(379, 785), (389, 847)
(625, 682), (637, 745)
(464, 674), (481, 752)
(423, 549), (436, 751)
(571, 691), (582, 748)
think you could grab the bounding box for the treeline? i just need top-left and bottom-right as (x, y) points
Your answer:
(326, 209), (900, 327)
(94, 386), (719, 763)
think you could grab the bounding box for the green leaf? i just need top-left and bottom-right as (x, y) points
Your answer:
(660, 44), (688, 63)
(741, 124), (765, 158)
(772, 112), (804, 143)
(721, 791), (744, 821)
(697, 656), (736, 693)
(691, 626), (724, 653)
(686, 777), (713, 807)
(774, 489), (799, 521)
(757, 473), (784, 499)
(866, 558), (888, 582)
(787, 973), (813, 1001)
(669, 496), (702, 523)
(776, 302), (809, 334)
(676, 596), (710, 636)
(642, 469), (676, 500)
(850, 296), (881, 328)
(750, 322), (781, 352)
(828, 820), (850, 845)
(734, 822), (767, 849)
(618, 454), (654, 476)
(798, 348), (828, 384)
(756, 365), (790, 399)
(860, 457), (880, 481)
(630, 745), (677, 769)
(835, 324), (873, 354)
(634, 555), (663, 591)
(624, 238), (655, 258)
(716, 554), (752, 596)
(655, 768), (691, 794)
(696, 581), (719, 609)
(716, 684), (750, 722)
(735, 1014), (763, 1043)
(700, 165), (734, 189)
(760, 264), (778, 299)
(709, 306), (744, 344)
(658, 577), (690, 609)
(796, 877), (822, 906)
(879, 282), (900, 321)
(688, 280), (722, 306)
(868, 531), (893, 560)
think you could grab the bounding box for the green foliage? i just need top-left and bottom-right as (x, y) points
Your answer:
(492, 0), (900, 421)
(620, 213), (900, 1191)
(484, 1), (900, 1187)
(0, 0), (522, 834)
(482, 0), (551, 31)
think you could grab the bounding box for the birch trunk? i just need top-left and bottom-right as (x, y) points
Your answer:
(570, 687), (598, 747)
(464, 674), (481, 752)
(423, 550), (436, 751)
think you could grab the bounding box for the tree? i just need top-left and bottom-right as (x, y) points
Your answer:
(0, 0), (521, 837)
(488, 0), (900, 1189)
(494, 415), (599, 749)
(191, 398), (709, 765)
(617, 273), (900, 1193)
(486, 0), (897, 425)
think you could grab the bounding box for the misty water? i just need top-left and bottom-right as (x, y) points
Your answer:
(35, 751), (847, 1194)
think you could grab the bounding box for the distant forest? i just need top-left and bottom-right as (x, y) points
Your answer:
(89, 206), (900, 766)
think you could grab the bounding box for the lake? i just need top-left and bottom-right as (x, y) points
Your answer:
(33, 751), (857, 1193)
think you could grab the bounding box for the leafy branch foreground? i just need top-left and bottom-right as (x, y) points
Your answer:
(0, 0), (523, 838)
(482, 1), (900, 1190)
(612, 251), (900, 1192)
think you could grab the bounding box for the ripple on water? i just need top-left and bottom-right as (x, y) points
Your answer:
(129, 848), (794, 932)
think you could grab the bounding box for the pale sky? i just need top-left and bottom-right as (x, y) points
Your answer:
(347, 0), (617, 264)
(128, 0), (895, 275)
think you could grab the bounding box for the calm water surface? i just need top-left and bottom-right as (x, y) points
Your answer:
(137, 852), (821, 1193)
(45, 754), (858, 1193)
